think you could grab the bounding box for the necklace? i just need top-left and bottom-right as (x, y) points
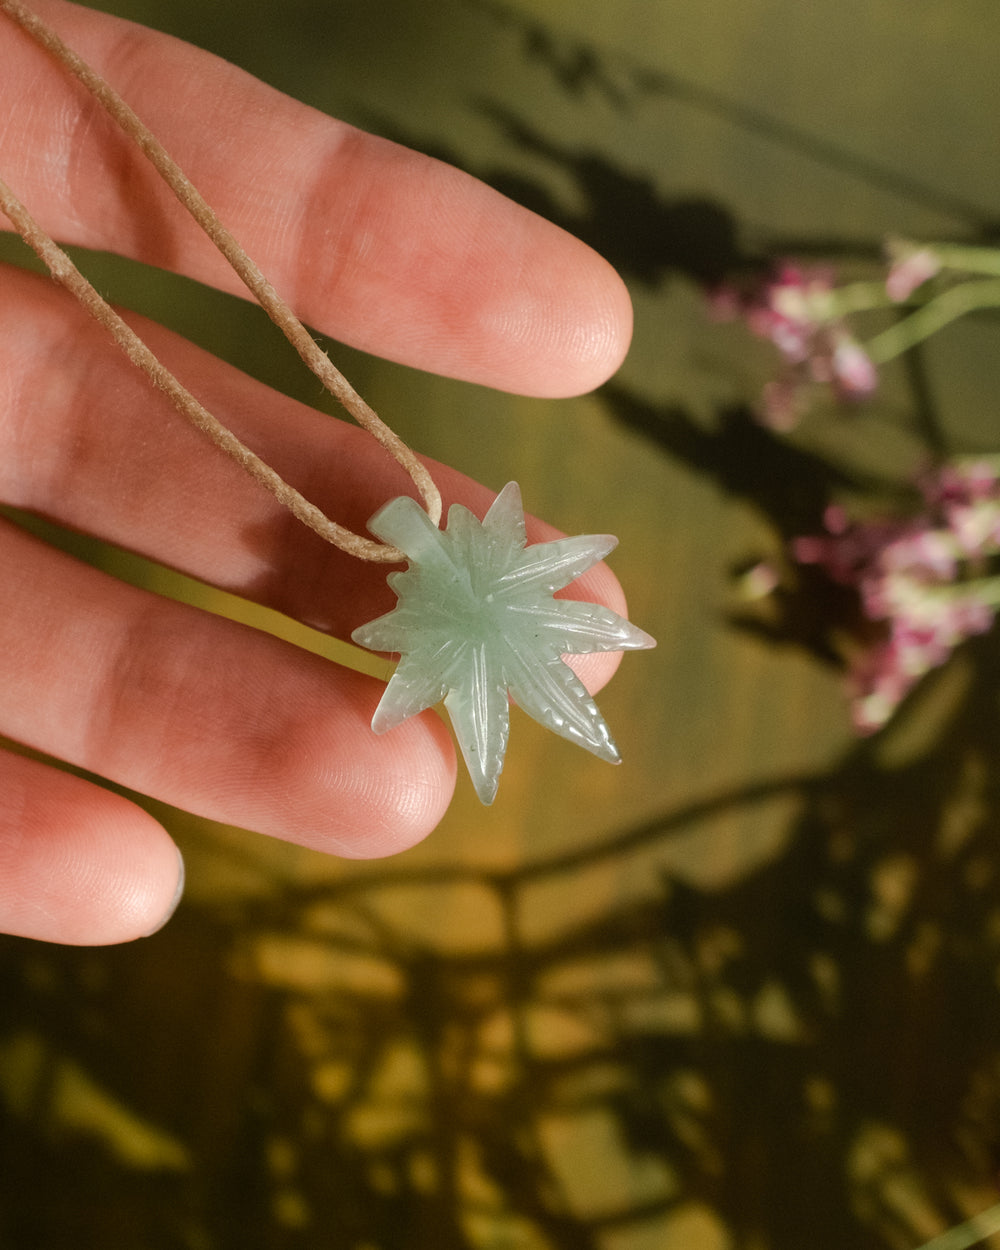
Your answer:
(0, 0), (654, 803)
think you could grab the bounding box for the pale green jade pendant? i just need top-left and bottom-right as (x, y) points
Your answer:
(351, 482), (656, 804)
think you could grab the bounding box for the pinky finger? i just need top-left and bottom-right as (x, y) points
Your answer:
(0, 750), (184, 945)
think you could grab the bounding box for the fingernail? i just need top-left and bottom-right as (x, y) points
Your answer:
(144, 845), (185, 936)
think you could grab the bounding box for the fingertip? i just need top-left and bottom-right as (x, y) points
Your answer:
(316, 708), (458, 861)
(468, 218), (634, 399)
(567, 258), (634, 397)
(302, 134), (632, 396)
(521, 248), (635, 399)
(76, 828), (184, 946)
(0, 752), (183, 946)
(139, 843), (186, 937)
(245, 667), (457, 862)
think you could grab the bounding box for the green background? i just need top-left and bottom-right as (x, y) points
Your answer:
(2, 1), (1000, 1247)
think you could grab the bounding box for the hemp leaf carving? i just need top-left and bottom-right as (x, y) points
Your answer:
(352, 482), (655, 803)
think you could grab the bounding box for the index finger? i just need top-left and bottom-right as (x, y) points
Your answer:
(1, 0), (632, 397)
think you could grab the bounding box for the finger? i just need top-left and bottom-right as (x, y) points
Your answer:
(1, 0), (632, 398)
(0, 748), (184, 945)
(0, 263), (630, 695)
(0, 516), (457, 859)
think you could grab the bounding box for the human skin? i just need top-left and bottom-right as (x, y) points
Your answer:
(0, 0), (634, 944)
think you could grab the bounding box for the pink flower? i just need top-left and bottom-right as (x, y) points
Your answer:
(744, 264), (838, 364)
(791, 505), (919, 587)
(830, 338), (878, 401)
(920, 458), (999, 507)
(850, 592), (994, 733)
(885, 242), (941, 302)
(792, 461), (1000, 731)
(712, 263), (878, 426)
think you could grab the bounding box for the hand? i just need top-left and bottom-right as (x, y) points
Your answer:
(0, 0), (633, 944)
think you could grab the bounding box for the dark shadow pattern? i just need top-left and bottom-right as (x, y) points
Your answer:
(462, 0), (1000, 243)
(4, 646), (1000, 1250)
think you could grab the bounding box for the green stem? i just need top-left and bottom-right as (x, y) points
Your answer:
(912, 1202), (1000, 1250)
(926, 572), (1000, 612)
(865, 278), (1000, 363)
(826, 280), (898, 317)
(962, 573), (1000, 609)
(931, 242), (1000, 278)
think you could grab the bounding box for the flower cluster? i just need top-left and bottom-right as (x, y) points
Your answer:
(714, 240), (1000, 733)
(792, 461), (1000, 732)
(711, 264), (878, 428)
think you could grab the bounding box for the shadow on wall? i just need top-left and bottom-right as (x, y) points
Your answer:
(4, 657), (1000, 1250)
